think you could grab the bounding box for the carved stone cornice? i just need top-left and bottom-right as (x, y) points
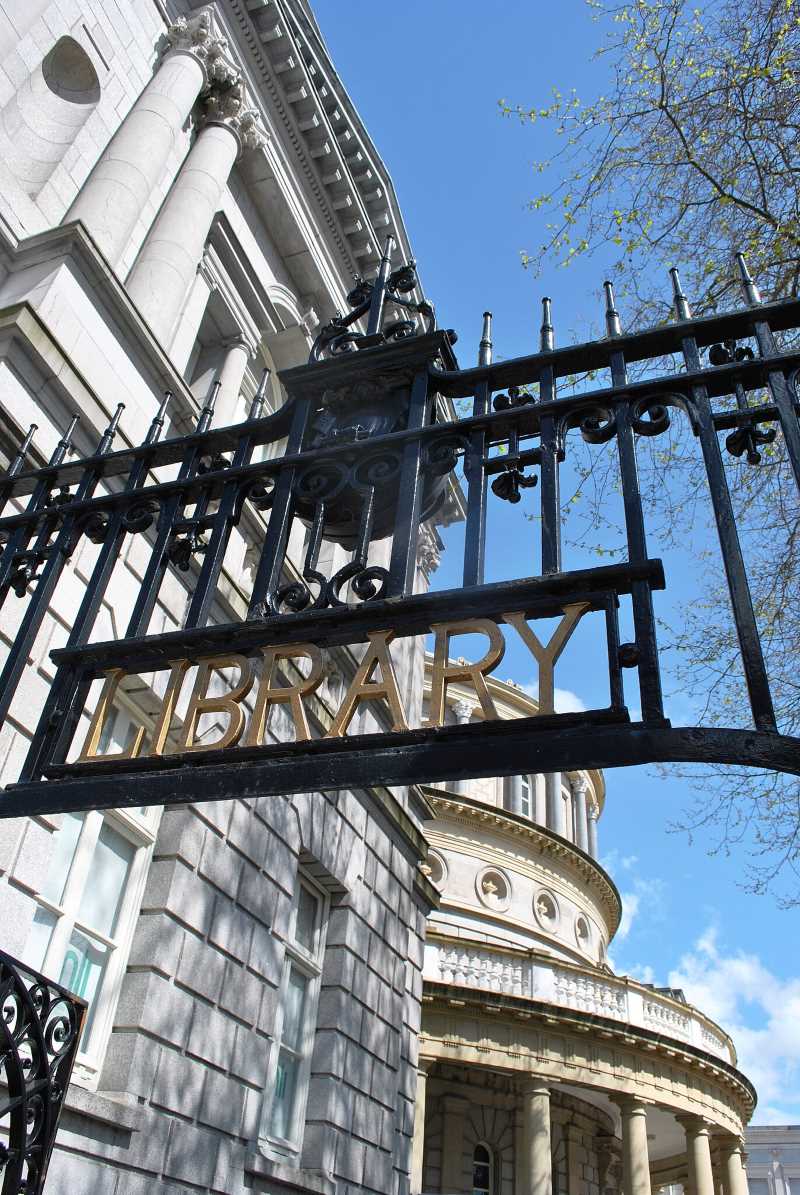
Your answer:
(422, 788), (622, 932)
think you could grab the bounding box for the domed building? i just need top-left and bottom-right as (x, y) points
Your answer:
(411, 664), (756, 1195)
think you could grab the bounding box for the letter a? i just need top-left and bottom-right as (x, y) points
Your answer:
(326, 630), (408, 737)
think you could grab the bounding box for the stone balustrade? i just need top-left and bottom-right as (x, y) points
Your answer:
(423, 939), (735, 1063)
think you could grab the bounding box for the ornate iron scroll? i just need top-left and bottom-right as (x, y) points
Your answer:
(0, 254), (799, 816)
(0, 951), (86, 1194)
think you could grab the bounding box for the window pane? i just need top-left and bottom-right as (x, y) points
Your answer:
(22, 906), (57, 973)
(79, 821), (134, 938)
(39, 812), (84, 905)
(269, 1047), (300, 1141)
(295, 885), (318, 954)
(282, 967), (308, 1052)
(59, 928), (109, 1040)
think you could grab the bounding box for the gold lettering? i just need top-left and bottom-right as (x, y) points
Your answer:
(148, 658), (192, 756)
(327, 630), (408, 738)
(427, 618), (505, 726)
(175, 654), (253, 753)
(78, 669), (146, 762)
(245, 643), (324, 745)
(503, 603), (589, 714)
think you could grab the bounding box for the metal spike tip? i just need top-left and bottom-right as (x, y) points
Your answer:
(7, 424), (37, 477)
(669, 267), (692, 321)
(196, 379), (221, 434)
(50, 415), (79, 465)
(736, 252), (762, 306)
(540, 297), (554, 352)
(97, 403), (125, 454)
(145, 392), (171, 445)
(381, 233), (395, 261)
(249, 367), (271, 419)
(603, 281), (622, 338)
(478, 312), (493, 367)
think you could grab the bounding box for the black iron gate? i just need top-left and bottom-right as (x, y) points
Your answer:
(0, 242), (798, 824)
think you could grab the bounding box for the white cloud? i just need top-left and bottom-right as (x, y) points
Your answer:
(616, 891), (640, 941)
(668, 927), (800, 1118)
(520, 680), (587, 713)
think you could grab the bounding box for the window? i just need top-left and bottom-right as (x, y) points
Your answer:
(519, 774), (532, 818)
(21, 803), (158, 1077)
(261, 874), (327, 1158)
(473, 1143), (493, 1195)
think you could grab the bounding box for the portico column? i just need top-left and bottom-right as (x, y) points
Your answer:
(449, 700), (472, 795)
(216, 333), (255, 424)
(66, 11), (231, 268)
(546, 772), (565, 837)
(616, 1099), (652, 1195)
(718, 1137), (750, 1195)
(410, 1060), (432, 1193)
(441, 1094), (469, 1194)
(572, 776), (589, 852)
(521, 1082), (552, 1195)
(678, 1117), (716, 1195)
(588, 803), (599, 858)
(126, 85), (264, 347)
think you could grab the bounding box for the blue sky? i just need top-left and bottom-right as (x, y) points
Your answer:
(312, 1), (800, 1121)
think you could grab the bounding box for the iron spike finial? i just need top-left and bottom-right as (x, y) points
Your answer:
(249, 368), (271, 420)
(478, 312), (493, 366)
(603, 281), (622, 338)
(145, 392), (172, 445)
(197, 379), (221, 434)
(50, 415), (79, 466)
(736, 252), (762, 306)
(669, 267), (692, 321)
(97, 403), (125, 455)
(540, 297), (554, 352)
(7, 424), (37, 477)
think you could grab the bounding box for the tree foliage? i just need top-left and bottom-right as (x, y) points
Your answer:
(504, 0), (800, 321)
(506, 0), (800, 902)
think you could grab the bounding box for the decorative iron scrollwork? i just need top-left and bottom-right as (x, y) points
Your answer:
(0, 950), (85, 1195)
(490, 466), (538, 503)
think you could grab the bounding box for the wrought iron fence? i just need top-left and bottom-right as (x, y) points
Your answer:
(0, 240), (798, 816)
(0, 950), (86, 1194)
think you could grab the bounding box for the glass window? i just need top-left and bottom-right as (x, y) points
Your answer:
(262, 875), (327, 1157)
(20, 802), (157, 1073)
(520, 775), (532, 818)
(473, 1143), (493, 1195)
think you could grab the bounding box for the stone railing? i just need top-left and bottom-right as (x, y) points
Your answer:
(423, 940), (734, 1064)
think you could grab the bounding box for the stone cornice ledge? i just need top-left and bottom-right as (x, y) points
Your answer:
(422, 788), (622, 932)
(244, 1153), (335, 1195)
(420, 981), (756, 1111)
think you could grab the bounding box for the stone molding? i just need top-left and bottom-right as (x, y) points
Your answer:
(420, 987), (755, 1135)
(422, 789), (622, 933)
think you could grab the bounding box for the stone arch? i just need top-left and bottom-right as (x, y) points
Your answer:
(0, 36), (100, 197)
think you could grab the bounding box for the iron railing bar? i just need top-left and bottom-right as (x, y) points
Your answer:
(387, 367), (431, 597)
(462, 313), (493, 588)
(748, 317), (800, 491)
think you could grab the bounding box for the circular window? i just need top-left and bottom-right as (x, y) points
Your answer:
(575, 914), (592, 949)
(476, 866), (511, 911)
(424, 849), (447, 888)
(533, 889), (559, 929)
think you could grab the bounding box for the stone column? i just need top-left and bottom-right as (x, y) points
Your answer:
(616, 1099), (652, 1195)
(588, 803), (599, 859)
(572, 776), (590, 852)
(410, 1061), (432, 1193)
(216, 333), (255, 424)
(521, 1082), (553, 1195)
(546, 772), (565, 837)
(126, 83), (264, 347)
(66, 11), (232, 268)
(449, 700), (472, 795)
(534, 774), (547, 826)
(679, 1117), (716, 1195)
(718, 1137), (750, 1195)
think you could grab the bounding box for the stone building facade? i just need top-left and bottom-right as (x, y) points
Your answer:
(0, 3), (760, 1195)
(412, 670), (757, 1195)
(0, 2), (442, 1193)
(745, 1126), (800, 1195)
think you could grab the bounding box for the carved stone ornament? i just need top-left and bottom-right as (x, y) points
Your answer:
(202, 82), (267, 154)
(163, 9), (237, 87)
(416, 525), (442, 579)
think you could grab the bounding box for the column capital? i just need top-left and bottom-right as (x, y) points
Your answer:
(162, 9), (239, 88)
(451, 699), (473, 724)
(611, 1095), (654, 1116)
(676, 1114), (715, 1134)
(518, 1078), (551, 1097)
(570, 774), (590, 797)
(223, 331), (258, 357)
(715, 1133), (746, 1153)
(200, 81), (267, 156)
